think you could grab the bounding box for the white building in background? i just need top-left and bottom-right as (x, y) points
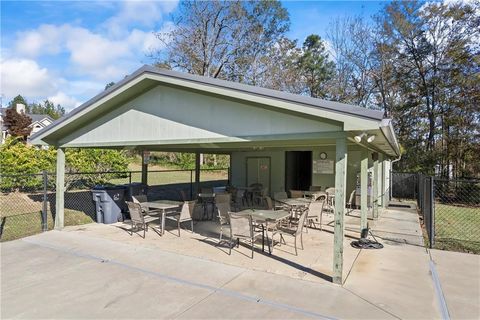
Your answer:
(0, 103), (54, 144)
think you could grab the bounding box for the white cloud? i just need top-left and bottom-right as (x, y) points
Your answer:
(48, 92), (82, 110)
(103, 1), (178, 37)
(0, 58), (57, 97)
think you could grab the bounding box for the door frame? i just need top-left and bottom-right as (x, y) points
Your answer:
(245, 156), (271, 193)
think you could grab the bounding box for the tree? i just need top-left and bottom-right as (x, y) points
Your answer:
(7, 95), (28, 109)
(105, 82), (115, 90)
(29, 100), (65, 120)
(154, 0), (290, 84)
(3, 108), (32, 141)
(297, 35), (335, 98)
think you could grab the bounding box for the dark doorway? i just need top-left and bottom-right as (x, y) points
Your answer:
(285, 151), (312, 191)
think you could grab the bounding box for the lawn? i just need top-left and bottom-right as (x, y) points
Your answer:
(1, 167), (228, 242)
(434, 203), (480, 254)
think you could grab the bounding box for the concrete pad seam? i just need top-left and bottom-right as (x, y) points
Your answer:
(343, 246), (362, 284)
(428, 250), (451, 320)
(22, 238), (337, 320)
(170, 270), (248, 320)
(342, 283), (402, 319)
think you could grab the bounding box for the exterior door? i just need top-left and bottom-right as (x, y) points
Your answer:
(246, 157), (271, 192)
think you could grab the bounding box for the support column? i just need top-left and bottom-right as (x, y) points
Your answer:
(372, 153), (379, 219)
(141, 151), (148, 185)
(378, 153), (384, 208)
(55, 148), (65, 230)
(360, 149), (368, 232)
(384, 159), (391, 207)
(333, 138), (347, 285)
(195, 152), (201, 196)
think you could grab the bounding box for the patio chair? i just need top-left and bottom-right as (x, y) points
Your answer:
(132, 195), (161, 215)
(273, 191), (288, 209)
(309, 185), (322, 191)
(228, 212), (263, 258)
(165, 201), (195, 236)
(216, 202), (231, 243)
(215, 193), (231, 205)
(233, 189), (247, 210)
(271, 207), (308, 255)
(289, 190), (304, 198)
(346, 190), (356, 214)
(253, 187), (268, 207)
(306, 201), (325, 230)
(325, 187), (336, 210)
(265, 196), (274, 210)
(201, 187), (213, 194)
(126, 201), (160, 238)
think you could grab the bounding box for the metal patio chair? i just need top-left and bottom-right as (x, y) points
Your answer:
(126, 201), (160, 238)
(216, 202), (231, 244)
(228, 212), (263, 259)
(289, 190), (304, 198)
(165, 200), (195, 236)
(271, 207), (308, 256)
(306, 201), (325, 230)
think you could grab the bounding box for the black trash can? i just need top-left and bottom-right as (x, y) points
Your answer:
(91, 185), (126, 224)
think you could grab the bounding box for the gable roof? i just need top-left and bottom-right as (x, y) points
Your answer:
(29, 65), (399, 156)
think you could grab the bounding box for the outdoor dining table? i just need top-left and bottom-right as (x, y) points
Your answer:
(279, 198), (311, 207)
(144, 200), (182, 235)
(236, 209), (291, 253)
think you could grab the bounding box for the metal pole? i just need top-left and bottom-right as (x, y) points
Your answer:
(430, 176), (435, 248)
(190, 170), (193, 200)
(129, 171), (132, 184)
(42, 171), (48, 231)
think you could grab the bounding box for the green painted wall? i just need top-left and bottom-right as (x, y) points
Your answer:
(59, 85), (342, 146)
(231, 147), (361, 198)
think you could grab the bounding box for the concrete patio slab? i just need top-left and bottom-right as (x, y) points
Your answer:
(430, 249), (480, 320)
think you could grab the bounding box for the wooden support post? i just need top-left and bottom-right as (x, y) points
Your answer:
(383, 160), (391, 207)
(372, 153), (379, 219)
(55, 147), (65, 230)
(378, 153), (384, 208)
(141, 151), (148, 185)
(360, 149), (368, 232)
(333, 138), (347, 285)
(195, 152), (201, 196)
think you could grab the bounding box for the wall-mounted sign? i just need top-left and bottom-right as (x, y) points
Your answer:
(313, 159), (334, 174)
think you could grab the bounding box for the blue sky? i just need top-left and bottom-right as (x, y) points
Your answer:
(0, 1), (386, 111)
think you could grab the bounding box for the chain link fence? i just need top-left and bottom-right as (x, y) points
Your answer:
(433, 178), (480, 253)
(393, 172), (480, 254)
(0, 168), (229, 242)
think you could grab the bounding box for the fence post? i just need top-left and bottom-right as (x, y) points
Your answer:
(129, 171), (132, 184)
(429, 176), (435, 248)
(42, 170), (48, 232)
(227, 167), (230, 185)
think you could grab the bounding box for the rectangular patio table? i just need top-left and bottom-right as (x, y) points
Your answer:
(144, 200), (182, 235)
(236, 209), (291, 253)
(279, 198), (311, 207)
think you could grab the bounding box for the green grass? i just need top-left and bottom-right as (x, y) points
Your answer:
(434, 203), (480, 254)
(1, 209), (93, 242)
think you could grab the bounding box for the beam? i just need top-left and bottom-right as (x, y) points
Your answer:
(55, 148), (65, 230)
(195, 152), (201, 196)
(333, 138), (347, 285)
(383, 159), (391, 207)
(372, 153), (379, 219)
(141, 151), (148, 185)
(360, 149), (368, 232)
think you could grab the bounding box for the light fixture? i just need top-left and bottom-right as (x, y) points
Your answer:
(367, 135), (376, 143)
(354, 132), (367, 143)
